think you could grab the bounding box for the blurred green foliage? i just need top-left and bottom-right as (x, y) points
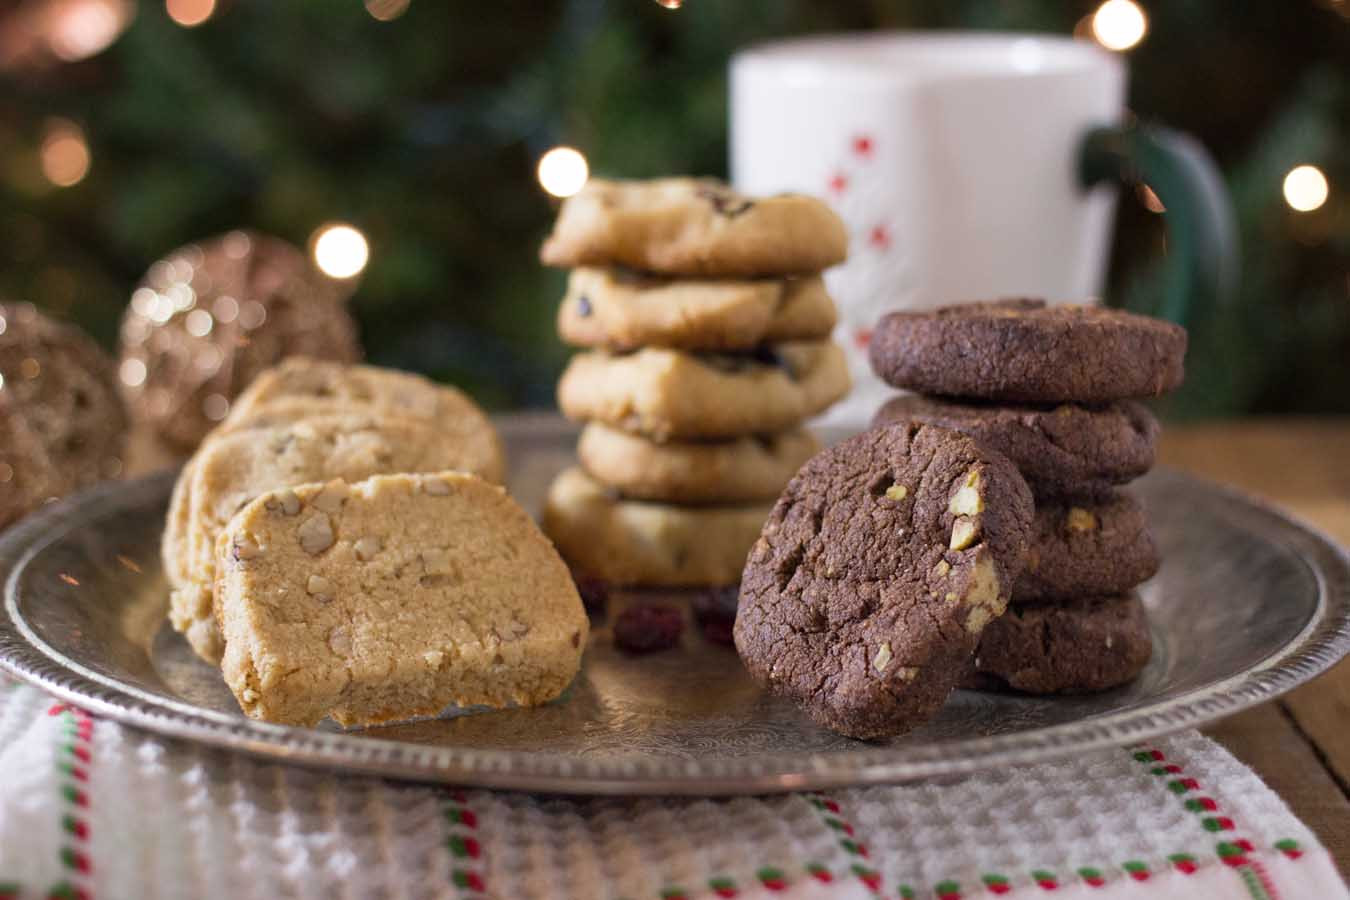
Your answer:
(0, 0), (1346, 415)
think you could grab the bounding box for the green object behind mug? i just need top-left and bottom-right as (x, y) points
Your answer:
(1079, 125), (1240, 326)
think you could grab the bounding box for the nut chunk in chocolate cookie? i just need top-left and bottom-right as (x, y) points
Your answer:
(868, 299), (1187, 404)
(734, 424), (1034, 739)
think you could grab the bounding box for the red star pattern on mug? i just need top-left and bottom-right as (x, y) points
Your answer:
(851, 134), (875, 158)
(868, 223), (891, 250)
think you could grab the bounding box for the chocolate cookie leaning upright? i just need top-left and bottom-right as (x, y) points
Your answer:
(868, 299), (1186, 404)
(734, 423), (1034, 740)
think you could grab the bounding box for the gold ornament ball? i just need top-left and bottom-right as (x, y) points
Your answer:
(118, 230), (363, 450)
(0, 301), (128, 530)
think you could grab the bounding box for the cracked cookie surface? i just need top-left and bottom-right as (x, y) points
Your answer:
(1016, 491), (1159, 601)
(872, 394), (1159, 498)
(558, 267), (836, 351)
(540, 178), (848, 276)
(217, 471), (587, 727)
(964, 592), (1152, 694)
(868, 299), (1187, 404)
(733, 423), (1034, 739)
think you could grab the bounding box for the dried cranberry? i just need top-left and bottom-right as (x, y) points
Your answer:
(613, 603), (683, 654)
(692, 585), (739, 647)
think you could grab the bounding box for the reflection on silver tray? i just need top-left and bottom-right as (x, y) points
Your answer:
(1, 415), (1348, 795)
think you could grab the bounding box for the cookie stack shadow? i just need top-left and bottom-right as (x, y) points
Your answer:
(870, 299), (1188, 694)
(537, 177), (852, 591)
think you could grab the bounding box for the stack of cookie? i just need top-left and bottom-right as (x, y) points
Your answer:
(164, 357), (591, 729)
(869, 299), (1187, 694)
(164, 357), (506, 664)
(538, 177), (852, 588)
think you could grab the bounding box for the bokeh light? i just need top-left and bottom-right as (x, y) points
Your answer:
(166, 0), (215, 28)
(47, 0), (134, 61)
(1283, 165), (1329, 212)
(537, 146), (589, 198)
(365, 0), (410, 21)
(312, 224), (370, 279)
(40, 119), (91, 187)
(1092, 0), (1147, 51)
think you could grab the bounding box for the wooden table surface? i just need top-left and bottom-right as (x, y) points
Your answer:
(1160, 420), (1350, 874)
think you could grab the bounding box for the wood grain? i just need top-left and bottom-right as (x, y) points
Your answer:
(1162, 420), (1350, 876)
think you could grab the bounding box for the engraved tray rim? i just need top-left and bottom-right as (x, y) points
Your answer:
(2, 420), (1349, 796)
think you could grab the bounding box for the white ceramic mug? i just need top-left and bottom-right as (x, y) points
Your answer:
(731, 33), (1235, 423)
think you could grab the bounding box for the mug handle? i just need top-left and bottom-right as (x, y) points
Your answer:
(1078, 124), (1240, 325)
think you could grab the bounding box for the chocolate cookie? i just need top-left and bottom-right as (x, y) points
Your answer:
(734, 424), (1034, 740)
(868, 299), (1187, 404)
(540, 178), (848, 277)
(964, 593), (1153, 694)
(1018, 492), (1159, 601)
(872, 395), (1159, 498)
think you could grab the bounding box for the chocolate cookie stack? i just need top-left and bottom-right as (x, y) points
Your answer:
(538, 177), (852, 588)
(869, 299), (1187, 694)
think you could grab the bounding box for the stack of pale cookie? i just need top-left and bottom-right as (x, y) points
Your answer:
(163, 357), (588, 727)
(538, 178), (852, 588)
(869, 299), (1187, 695)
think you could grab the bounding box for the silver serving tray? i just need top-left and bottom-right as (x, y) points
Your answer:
(2, 415), (1348, 795)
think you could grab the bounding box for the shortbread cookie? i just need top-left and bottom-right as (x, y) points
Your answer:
(868, 299), (1187, 404)
(872, 395), (1159, 498)
(965, 593), (1152, 694)
(540, 178), (848, 276)
(558, 341), (850, 441)
(577, 423), (819, 504)
(541, 467), (771, 587)
(558, 267), (836, 351)
(734, 423), (1034, 739)
(221, 358), (504, 482)
(217, 472), (587, 727)
(167, 415), (508, 664)
(1017, 492), (1159, 601)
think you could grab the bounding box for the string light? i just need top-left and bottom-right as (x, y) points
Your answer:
(653, 0), (683, 7)
(40, 119), (90, 187)
(166, 0), (215, 27)
(1283, 165), (1329, 213)
(311, 224), (370, 279)
(537, 146), (589, 198)
(364, 0), (410, 20)
(1092, 0), (1147, 51)
(47, 0), (134, 61)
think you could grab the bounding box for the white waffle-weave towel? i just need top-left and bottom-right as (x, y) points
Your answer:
(0, 676), (1344, 900)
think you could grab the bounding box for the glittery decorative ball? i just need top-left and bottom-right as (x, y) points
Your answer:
(0, 302), (128, 530)
(117, 230), (363, 450)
